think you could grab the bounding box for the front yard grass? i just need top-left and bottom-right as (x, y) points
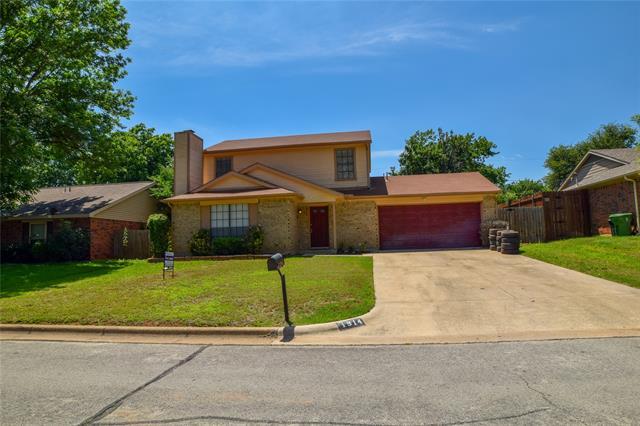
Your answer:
(521, 236), (640, 289)
(0, 256), (374, 327)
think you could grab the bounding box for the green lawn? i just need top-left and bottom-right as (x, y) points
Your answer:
(0, 257), (374, 327)
(521, 236), (640, 289)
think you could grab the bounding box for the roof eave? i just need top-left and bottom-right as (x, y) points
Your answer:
(345, 190), (500, 199)
(204, 139), (372, 155)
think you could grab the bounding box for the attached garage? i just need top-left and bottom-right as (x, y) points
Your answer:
(379, 202), (481, 250)
(342, 172), (500, 251)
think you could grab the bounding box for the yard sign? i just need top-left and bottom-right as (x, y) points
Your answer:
(163, 251), (174, 279)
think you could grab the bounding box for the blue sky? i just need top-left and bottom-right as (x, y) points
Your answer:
(121, 1), (640, 181)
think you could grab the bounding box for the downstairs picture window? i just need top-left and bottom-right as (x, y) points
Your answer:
(211, 204), (249, 238)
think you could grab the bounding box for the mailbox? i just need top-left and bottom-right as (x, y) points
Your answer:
(267, 253), (291, 326)
(267, 253), (284, 271)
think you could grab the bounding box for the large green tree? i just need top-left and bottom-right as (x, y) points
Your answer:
(0, 0), (133, 210)
(544, 116), (639, 190)
(497, 178), (548, 204)
(74, 123), (173, 185)
(394, 129), (509, 187)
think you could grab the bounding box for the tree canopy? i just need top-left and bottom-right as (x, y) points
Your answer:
(394, 129), (509, 187)
(544, 116), (639, 190)
(0, 0), (133, 210)
(497, 178), (548, 204)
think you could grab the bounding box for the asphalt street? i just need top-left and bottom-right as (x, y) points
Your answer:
(1, 338), (639, 425)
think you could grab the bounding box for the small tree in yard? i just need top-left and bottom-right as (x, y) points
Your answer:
(147, 213), (170, 257)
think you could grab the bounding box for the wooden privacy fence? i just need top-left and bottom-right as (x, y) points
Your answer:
(498, 190), (591, 242)
(113, 229), (150, 259)
(496, 207), (545, 243)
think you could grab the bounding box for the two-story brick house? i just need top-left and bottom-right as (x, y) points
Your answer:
(165, 130), (500, 255)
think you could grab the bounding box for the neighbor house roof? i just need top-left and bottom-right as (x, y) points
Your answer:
(164, 188), (300, 203)
(342, 172), (500, 197)
(205, 130), (372, 154)
(5, 181), (154, 218)
(561, 148), (640, 191)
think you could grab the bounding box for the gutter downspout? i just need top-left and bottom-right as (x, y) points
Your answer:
(624, 175), (640, 231)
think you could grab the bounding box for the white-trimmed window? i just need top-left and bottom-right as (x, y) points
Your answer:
(211, 204), (249, 238)
(335, 148), (356, 180)
(29, 223), (46, 241)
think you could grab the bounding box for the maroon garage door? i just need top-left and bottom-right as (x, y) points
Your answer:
(378, 203), (481, 250)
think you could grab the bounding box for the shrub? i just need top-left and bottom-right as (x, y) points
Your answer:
(0, 221), (89, 263)
(189, 229), (212, 256)
(147, 213), (171, 257)
(46, 221), (90, 261)
(213, 237), (247, 255)
(244, 225), (264, 254)
(0, 243), (31, 263)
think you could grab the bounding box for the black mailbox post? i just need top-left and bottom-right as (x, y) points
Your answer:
(267, 253), (291, 326)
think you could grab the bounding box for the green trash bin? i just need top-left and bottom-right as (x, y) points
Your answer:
(609, 213), (633, 236)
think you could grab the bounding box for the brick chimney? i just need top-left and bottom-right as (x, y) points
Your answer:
(173, 130), (203, 195)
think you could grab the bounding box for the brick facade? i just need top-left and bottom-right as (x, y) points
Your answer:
(257, 198), (298, 254)
(588, 181), (638, 235)
(0, 220), (24, 245)
(479, 195), (498, 246)
(89, 218), (143, 260)
(1, 218), (91, 246)
(171, 203), (202, 256)
(335, 200), (379, 251)
(1, 217), (140, 260)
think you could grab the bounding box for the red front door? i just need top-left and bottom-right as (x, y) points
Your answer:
(310, 206), (329, 248)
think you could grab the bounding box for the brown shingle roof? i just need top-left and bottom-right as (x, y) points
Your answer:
(342, 172), (500, 197)
(590, 148), (640, 164)
(6, 181), (154, 218)
(205, 130), (372, 153)
(164, 188), (299, 202)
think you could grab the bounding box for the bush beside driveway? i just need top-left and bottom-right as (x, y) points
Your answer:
(0, 257), (373, 327)
(521, 236), (640, 289)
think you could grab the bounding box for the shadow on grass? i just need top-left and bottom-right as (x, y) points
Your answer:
(0, 261), (133, 298)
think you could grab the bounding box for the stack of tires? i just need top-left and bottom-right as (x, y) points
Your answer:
(499, 230), (520, 255)
(489, 229), (499, 251)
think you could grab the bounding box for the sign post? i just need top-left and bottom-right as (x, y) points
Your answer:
(163, 251), (174, 279)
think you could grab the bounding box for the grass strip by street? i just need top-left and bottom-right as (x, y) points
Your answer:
(521, 236), (640, 289)
(0, 256), (374, 327)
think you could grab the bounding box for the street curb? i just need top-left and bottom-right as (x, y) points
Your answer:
(0, 324), (279, 337)
(285, 304), (380, 336)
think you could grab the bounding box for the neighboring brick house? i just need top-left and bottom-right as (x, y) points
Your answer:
(165, 130), (500, 255)
(560, 148), (640, 235)
(1, 182), (157, 259)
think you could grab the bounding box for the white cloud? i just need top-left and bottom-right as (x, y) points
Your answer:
(128, 3), (522, 69)
(372, 149), (403, 159)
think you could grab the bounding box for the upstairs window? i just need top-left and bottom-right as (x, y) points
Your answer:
(215, 157), (233, 178)
(211, 204), (249, 238)
(335, 148), (355, 181)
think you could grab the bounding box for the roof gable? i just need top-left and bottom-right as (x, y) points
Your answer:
(559, 148), (640, 190)
(240, 163), (344, 202)
(192, 171), (275, 193)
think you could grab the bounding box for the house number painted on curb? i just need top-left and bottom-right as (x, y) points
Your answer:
(337, 318), (365, 330)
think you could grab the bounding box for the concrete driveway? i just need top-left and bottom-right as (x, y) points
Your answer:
(294, 250), (640, 344)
